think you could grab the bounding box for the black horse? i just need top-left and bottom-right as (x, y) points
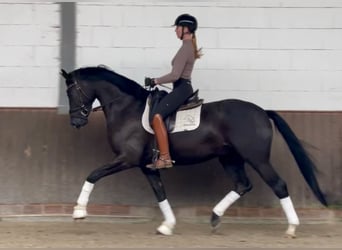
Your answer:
(61, 66), (327, 237)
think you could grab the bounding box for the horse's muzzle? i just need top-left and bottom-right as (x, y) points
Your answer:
(70, 117), (88, 129)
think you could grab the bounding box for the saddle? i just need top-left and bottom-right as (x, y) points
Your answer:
(148, 89), (203, 132)
(178, 90), (203, 110)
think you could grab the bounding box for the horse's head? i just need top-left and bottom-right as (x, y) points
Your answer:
(60, 69), (95, 129)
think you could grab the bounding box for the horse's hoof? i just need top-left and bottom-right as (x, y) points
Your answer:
(285, 224), (297, 238)
(72, 205), (87, 219)
(284, 233), (296, 239)
(210, 212), (221, 232)
(156, 222), (174, 236)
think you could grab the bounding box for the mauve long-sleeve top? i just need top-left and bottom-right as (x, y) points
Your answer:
(156, 39), (195, 84)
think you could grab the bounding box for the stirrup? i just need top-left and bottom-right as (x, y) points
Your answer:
(155, 157), (174, 169)
(146, 157), (174, 170)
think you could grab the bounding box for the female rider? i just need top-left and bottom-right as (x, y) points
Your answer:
(145, 14), (202, 169)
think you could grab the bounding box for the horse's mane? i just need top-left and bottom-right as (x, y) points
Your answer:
(72, 66), (149, 101)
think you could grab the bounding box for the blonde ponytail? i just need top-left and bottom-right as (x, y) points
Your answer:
(192, 34), (202, 59)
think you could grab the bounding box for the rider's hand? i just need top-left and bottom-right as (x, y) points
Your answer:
(145, 77), (156, 87)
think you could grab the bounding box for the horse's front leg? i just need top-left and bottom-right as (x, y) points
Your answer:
(141, 167), (176, 236)
(73, 160), (132, 220)
(73, 180), (94, 219)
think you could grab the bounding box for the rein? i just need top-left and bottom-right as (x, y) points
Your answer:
(92, 99), (119, 112)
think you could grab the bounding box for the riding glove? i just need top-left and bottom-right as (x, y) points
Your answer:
(145, 77), (156, 87)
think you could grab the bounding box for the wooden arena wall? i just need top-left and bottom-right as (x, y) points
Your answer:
(0, 109), (341, 215)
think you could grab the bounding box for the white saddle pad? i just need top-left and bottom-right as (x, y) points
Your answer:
(142, 100), (202, 134)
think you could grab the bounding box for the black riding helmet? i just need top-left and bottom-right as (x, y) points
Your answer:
(174, 14), (198, 34)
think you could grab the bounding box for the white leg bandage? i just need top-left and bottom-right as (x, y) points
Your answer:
(159, 199), (176, 225)
(280, 196), (300, 225)
(76, 181), (94, 206)
(213, 191), (241, 216)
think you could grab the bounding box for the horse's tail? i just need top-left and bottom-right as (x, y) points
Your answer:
(266, 110), (328, 206)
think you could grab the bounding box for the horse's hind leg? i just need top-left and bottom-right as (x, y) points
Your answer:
(211, 155), (252, 231)
(141, 167), (176, 236)
(250, 161), (299, 237)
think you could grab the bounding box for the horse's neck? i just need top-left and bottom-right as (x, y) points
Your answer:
(96, 86), (146, 122)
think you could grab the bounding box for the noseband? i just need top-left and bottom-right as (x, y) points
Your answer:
(67, 81), (92, 117)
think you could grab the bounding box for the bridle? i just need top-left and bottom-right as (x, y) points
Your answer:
(66, 79), (121, 114)
(67, 80), (92, 117)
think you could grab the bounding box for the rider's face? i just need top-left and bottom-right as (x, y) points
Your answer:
(175, 26), (182, 39)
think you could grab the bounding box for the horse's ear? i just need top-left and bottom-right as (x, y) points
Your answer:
(60, 69), (69, 80)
